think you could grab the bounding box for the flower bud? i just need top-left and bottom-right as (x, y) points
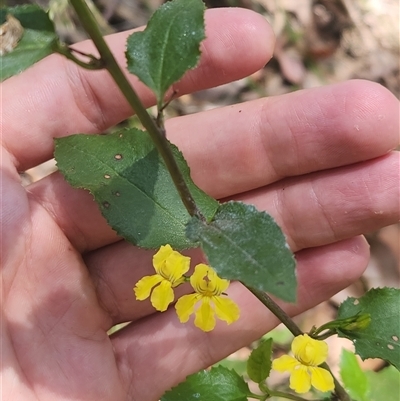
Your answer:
(340, 313), (371, 331)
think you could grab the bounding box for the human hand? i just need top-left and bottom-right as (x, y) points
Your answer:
(1, 8), (399, 401)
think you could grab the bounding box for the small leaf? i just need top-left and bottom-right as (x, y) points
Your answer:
(365, 366), (400, 401)
(337, 287), (400, 370)
(126, 0), (205, 106)
(186, 201), (297, 302)
(55, 129), (218, 249)
(0, 5), (59, 81)
(161, 366), (253, 401)
(247, 338), (273, 384)
(340, 349), (370, 401)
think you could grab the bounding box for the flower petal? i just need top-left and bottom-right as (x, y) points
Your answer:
(190, 264), (229, 295)
(292, 334), (328, 366)
(213, 275), (230, 294)
(213, 296), (240, 324)
(190, 263), (211, 292)
(166, 251), (190, 284)
(194, 297), (216, 332)
(153, 244), (174, 274)
(150, 280), (174, 311)
(175, 293), (199, 323)
(133, 275), (163, 300)
(272, 355), (299, 373)
(290, 365), (312, 394)
(310, 367), (335, 393)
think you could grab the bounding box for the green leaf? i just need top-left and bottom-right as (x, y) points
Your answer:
(54, 129), (218, 249)
(340, 349), (370, 401)
(0, 5), (59, 81)
(247, 338), (273, 384)
(126, 0), (205, 106)
(186, 201), (297, 302)
(337, 288), (400, 370)
(365, 366), (400, 401)
(161, 366), (253, 401)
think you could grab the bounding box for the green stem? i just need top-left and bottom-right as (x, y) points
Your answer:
(320, 363), (351, 401)
(55, 44), (105, 70)
(248, 394), (264, 401)
(69, 0), (203, 219)
(268, 390), (311, 401)
(313, 329), (337, 341)
(243, 284), (302, 336)
(258, 382), (310, 401)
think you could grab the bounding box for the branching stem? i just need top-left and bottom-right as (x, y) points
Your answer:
(69, 0), (203, 219)
(55, 44), (104, 70)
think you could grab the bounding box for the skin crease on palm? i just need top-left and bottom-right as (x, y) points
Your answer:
(0, 7), (399, 401)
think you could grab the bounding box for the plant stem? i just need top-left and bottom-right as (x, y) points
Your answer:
(258, 382), (310, 401)
(243, 284), (302, 336)
(248, 393), (264, 400)
(320, 363), (351, 401)
(69, 0), (203, 219)
(55, 44), (105, 70)
(313, 329), (337, 341)
(268, 390), (311, 401)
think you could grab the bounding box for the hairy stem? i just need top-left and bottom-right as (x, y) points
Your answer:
(69, 0), (203, 219)
(243, 284), (302, 336)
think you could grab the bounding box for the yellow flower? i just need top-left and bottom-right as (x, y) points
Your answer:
(272, 334), (334, 394)
(134, 244), (190, 312)
(175, 263), (240, 332)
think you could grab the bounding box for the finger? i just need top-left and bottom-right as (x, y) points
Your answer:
(234, 152), (399, 251)
(27, 80), (399, 252)
(2, 8), (273, 171)
(110, 236), (369, 401)
(167, 80), (399, 198)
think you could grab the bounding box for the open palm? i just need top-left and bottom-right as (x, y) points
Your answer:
(1, 8), (398, 401)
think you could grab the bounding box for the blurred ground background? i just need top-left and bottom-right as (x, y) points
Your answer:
(17, 0), (399, 398)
